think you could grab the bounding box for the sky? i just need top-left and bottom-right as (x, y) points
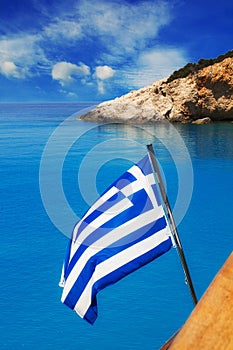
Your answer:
(0, 0), (232, 102)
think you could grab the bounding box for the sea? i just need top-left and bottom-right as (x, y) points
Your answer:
(0, 102), (233, 350)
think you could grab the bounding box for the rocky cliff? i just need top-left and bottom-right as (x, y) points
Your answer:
(81, 55), (233, 123)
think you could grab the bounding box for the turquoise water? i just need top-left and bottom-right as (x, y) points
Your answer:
(1, 103), (233, 349)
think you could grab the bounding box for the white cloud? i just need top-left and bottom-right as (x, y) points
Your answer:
(67, 92), (77, 98)
(97, 80), (105, 94)
(94, 65), (115, 94)
(52, 61), (90, 85)
(44, 19), (82, 41)
(38, 0), (171, 59)
(94, 65), (115, 80)
(36, 0), (171, 53)
(120, 48), (188, 88)
(138, 49), (186, 70)
(76, 0), (171, 58)
(0, 35), (49, 79)
(0, 61), (24, 79)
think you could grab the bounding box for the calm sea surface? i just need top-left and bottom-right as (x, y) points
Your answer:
(0, 103), (233, 349)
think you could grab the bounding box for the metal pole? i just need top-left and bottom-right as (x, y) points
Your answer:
(147, 144), (198, 306)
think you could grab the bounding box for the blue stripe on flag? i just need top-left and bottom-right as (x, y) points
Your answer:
(137, 155), (153, 175)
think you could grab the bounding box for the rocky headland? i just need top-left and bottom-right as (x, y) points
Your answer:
(81, 51), (233, 124)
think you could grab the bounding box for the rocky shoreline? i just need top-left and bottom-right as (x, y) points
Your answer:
(80, 56), (233, 124)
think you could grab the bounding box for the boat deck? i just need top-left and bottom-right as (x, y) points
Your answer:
(163, 252), (233, 349)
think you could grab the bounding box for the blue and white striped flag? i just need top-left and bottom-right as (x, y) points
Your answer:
(60, 154), (173, 324)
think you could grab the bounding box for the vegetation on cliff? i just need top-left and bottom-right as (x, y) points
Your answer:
(167, 50), (233, 83)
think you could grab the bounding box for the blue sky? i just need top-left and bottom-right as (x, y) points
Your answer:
(0, 0), (232, 102)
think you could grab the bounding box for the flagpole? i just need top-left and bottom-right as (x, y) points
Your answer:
(147, 144), (198, 307)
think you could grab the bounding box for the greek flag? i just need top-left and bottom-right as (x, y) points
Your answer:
(60, 154), (173, 324)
